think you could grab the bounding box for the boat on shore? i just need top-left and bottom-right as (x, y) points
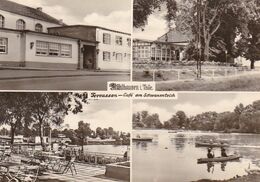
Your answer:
(195, 141), (229, 148)
(132, 137), (153, 142)
(197, 154), (241, 163)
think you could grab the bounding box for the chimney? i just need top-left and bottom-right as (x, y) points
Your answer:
(59, 19), (63, 25)
(36, 7), (43, 11)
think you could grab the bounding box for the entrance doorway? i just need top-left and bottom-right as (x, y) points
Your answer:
(83, 45), (96, 69)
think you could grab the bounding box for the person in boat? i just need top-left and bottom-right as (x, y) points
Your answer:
(221, 147), (228, 157)
(207, 148), (214, 158)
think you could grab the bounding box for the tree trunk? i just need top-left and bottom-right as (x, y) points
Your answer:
(81, 139), (84, 153)
(204, 37), (210, 62)
(251, 60), (255, 69)
(10, 124), (16, 150)
(39, 121), (45, 151)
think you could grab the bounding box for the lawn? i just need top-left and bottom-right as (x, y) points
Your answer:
(156, 73), (260, 91)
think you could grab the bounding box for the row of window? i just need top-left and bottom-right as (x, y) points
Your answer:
(36, 41), (72, 57)
(103, 33), (131, 47)
(0, 14), (43, 32)
(133, 46), (181, 61)
(103, 51), (130, 62)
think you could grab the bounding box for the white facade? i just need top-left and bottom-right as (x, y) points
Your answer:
(25, 32), (78, 68)
(96, 28), (131, 71)
(0, 9), (61, 32)
(0, 29), (22, 65)
(0, 29), (78, 69)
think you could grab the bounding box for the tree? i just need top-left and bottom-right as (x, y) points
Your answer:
(28, 93), (73, 151)
(175, 111), (188, 128)
(237, 20), (260, 69)
(133, 0), (177, 29)
(75, 121), (92, 152)
(0, 93), (32, 148)
(0, 127), (9, 136)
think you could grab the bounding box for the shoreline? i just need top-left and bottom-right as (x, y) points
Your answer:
(133, 129), (260, 135)
(195, 172), (260, 182)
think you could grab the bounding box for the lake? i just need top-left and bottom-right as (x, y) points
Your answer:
(83, 145), (128, 155)
(132, 130), (260, 182)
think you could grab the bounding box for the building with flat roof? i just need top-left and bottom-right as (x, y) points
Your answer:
(0, 0), (131, 71)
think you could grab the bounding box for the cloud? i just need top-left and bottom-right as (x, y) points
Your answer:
(173, 93), (260, 117)
(12, 0), (80, 24)
(83, 10), (131, 33)
(133, 13), (168, 40)
(133, 102), (173, 122)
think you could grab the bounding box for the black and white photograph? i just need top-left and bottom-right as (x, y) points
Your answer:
(133, 0), (260, 91)
(0, 0), (131, 90)
(132, 93), (260, 182)
(0, 92), (130, 182)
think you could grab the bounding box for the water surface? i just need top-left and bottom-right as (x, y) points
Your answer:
(133, 130), (260, 182)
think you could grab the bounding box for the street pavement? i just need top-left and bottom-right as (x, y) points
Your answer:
(0, 70), (130, 90)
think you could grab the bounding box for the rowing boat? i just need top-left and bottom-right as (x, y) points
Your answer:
(195, 142), (229, 148)
(132, 137), (153, 142)
(197, 155), (241, 163)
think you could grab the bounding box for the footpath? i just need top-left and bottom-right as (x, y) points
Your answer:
(0, 67), (130, 80)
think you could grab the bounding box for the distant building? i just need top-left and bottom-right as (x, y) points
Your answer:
(0, 0), (130, 71)
(133, 29), (191, 64)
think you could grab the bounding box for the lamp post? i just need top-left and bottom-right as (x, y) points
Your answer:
(225, 50), (228, 66)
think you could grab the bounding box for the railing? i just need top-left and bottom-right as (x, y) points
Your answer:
(134, 66), (255, 82)
(76, 151), (128, 165)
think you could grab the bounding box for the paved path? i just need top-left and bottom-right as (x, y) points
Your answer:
(39, 163), (124, 182)
(0, 74), (130, 90)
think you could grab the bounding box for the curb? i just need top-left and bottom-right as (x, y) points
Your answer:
(0, 73), (130, 81)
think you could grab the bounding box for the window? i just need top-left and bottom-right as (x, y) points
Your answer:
(36, 41), (72, 57)
(103, 51), (111, 61)
(36, 41), (48, 56)
(0, 15), (5, 28)
(49, 43), (60, 56)
(115, 36), (122, 45)
(60, 44), (72, 57)
(127, 38), (131, 47)
(0, 38), (7, 54)
(162, 48), (166, 61)
(116, 53), (123, 62)
(103, 33), (111, 44)
(151, 47), (155, 60)
(156, 48), (161, 60)
(16, 19), (26, 30)
(35, 23), (43, 32)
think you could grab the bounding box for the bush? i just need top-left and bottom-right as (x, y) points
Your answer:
(143, 70), (151, 77)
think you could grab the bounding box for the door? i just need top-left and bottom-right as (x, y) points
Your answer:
(83, 45), (95, 69)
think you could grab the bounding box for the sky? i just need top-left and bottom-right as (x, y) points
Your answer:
(11, 0), (132, 33)
(133, 93), (260, 123)
(134, 10), (169, 40)
(63, 99), (131, 132)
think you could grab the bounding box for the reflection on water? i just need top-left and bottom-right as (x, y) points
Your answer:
(83, 145), (127, 155)
(133, 130), (260, 182)
(173, 134), (188, 152)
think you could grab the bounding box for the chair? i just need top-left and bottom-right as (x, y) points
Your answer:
(62, 156), (77, 176)
(15, 165), (40, 182)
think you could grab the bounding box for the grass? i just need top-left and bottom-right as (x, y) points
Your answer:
(156, 73), (260, 91)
